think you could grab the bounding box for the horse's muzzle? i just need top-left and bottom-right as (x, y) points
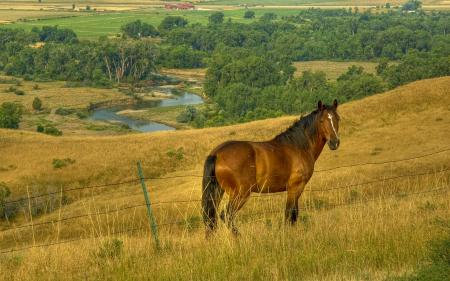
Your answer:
(328, 139), (340, 150)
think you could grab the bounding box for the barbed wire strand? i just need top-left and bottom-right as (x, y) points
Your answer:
(0, 226), (146, 255)
(4, 147), (449, 206)
(0, 203), (148, 232)
(0, 186), (447, 255)
(3, 168), (448, 232)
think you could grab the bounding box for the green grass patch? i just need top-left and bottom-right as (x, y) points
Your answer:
(6, 8), (320, 40)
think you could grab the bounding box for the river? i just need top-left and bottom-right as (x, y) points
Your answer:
(89, 92), (203, 132)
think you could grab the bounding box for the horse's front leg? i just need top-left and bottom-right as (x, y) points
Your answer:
(285, 181), (307, 225)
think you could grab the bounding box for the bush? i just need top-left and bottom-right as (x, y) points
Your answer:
(5, 86), (16, 93)
(96, 239), (123, 259)
(14, 89), (25, 96)
(176, 105), (197, 123)
(55, 107), (75, 116)
(209, 12), (224, 25)
(0, 184), (11, 219)
(36, 124), (44, 132)
(52, 158), (75, 169)
(0, 102), (22, 129)
(166, 147), (184, 161)
(44, 126), (62, 136)
(244, 10), (255, 19)
(32, 97), (42, 111)
(75, 110), (88, 119)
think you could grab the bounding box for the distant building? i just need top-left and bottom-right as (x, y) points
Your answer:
(164, 3), (195, 10)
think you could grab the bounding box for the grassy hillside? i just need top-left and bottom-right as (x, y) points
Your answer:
(0, 77), (449, 280)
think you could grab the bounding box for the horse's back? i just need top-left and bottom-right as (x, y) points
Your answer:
(211, 140), (304, 193)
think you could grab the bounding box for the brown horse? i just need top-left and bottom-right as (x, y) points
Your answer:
(201, 100), (340, 236)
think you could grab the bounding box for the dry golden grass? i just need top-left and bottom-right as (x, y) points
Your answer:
(0, 77), (449, 280)
(160, 68), (207, 82)
(293, 61), (379, 80)
(0, 77), (130, 111)
(160, 61), (378, 83)
(0, 10), (78, 22)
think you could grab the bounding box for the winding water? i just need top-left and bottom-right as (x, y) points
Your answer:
(89, 92), (203, 132)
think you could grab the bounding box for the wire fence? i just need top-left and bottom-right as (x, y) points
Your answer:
(0, 146), (449, 254)
(4, 146), (449, 206)
(1, 185), (448, 255)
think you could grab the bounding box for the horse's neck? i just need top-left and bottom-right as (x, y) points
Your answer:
(310, 134), (327, 161)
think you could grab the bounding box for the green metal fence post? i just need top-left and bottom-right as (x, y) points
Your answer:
(137, 161), (160, 250)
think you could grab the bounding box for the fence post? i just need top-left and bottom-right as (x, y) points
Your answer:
(137, 161), (160, 250)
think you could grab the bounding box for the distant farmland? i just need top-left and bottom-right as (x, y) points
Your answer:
(4, 8), (305, 40)
(294, 61), (379, 80)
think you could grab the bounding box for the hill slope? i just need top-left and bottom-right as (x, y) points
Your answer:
(0, 77), (449, 281)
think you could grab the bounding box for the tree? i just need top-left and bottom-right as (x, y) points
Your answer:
(158, 16), (188, 32)
(209, 12), (224, 25)
(260, 13), (277, 22)
(402, 0), (422, 11)
(121, 20), (158, 39)
(32, 97), (42, 111)
(244, 11), (255, 19)
(0, 102), (22, 129)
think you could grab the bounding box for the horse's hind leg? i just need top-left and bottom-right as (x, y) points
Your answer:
(222, 192), (250, 236)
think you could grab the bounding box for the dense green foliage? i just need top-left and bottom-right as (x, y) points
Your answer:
(244, 11), (255, 19)
(0, 7), (449, 127)
(121, 20), (159, 39)
(209, 12), (225, 25)
(0, 102), (22, 129)
(158, 16), (188, 32)
(402, 0), (422, 11)
(33, 26), (78, 44)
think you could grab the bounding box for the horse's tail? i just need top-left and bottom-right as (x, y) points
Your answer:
(202, 155), (223, 236)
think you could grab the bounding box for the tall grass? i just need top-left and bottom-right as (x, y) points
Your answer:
(0, 77), (449, 279)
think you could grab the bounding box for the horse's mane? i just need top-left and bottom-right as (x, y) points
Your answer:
(273, 109), (322, 150)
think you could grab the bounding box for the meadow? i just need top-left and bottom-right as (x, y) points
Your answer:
(294, 61), (379, 80)
(0, 77), (449, 280)
(4, 8), (308, 40)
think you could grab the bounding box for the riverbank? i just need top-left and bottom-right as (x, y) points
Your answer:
(117, 105), (194, 130)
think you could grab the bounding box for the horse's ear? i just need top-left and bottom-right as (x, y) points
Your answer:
(333, 99), (338, 109)
(317, 100), (324, 111)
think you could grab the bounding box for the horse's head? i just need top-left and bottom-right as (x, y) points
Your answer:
(317, 99), (340, 150)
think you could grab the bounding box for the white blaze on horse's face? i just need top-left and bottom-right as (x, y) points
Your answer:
(327, 113), (339, 139)
(327, 112), (340, 150)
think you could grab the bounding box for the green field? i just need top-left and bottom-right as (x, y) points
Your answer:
(5, 8), (313, 40)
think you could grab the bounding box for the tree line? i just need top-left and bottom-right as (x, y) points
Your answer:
(0, 5), (449, 129)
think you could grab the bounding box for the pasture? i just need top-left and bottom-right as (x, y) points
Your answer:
(161, 61), (379, 83)
(0, 77), (449, 280)
(3, 8), (308, 40)
(294, 61), (379, 80)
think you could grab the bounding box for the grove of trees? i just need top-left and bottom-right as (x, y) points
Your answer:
(0, 5), (449, 127)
